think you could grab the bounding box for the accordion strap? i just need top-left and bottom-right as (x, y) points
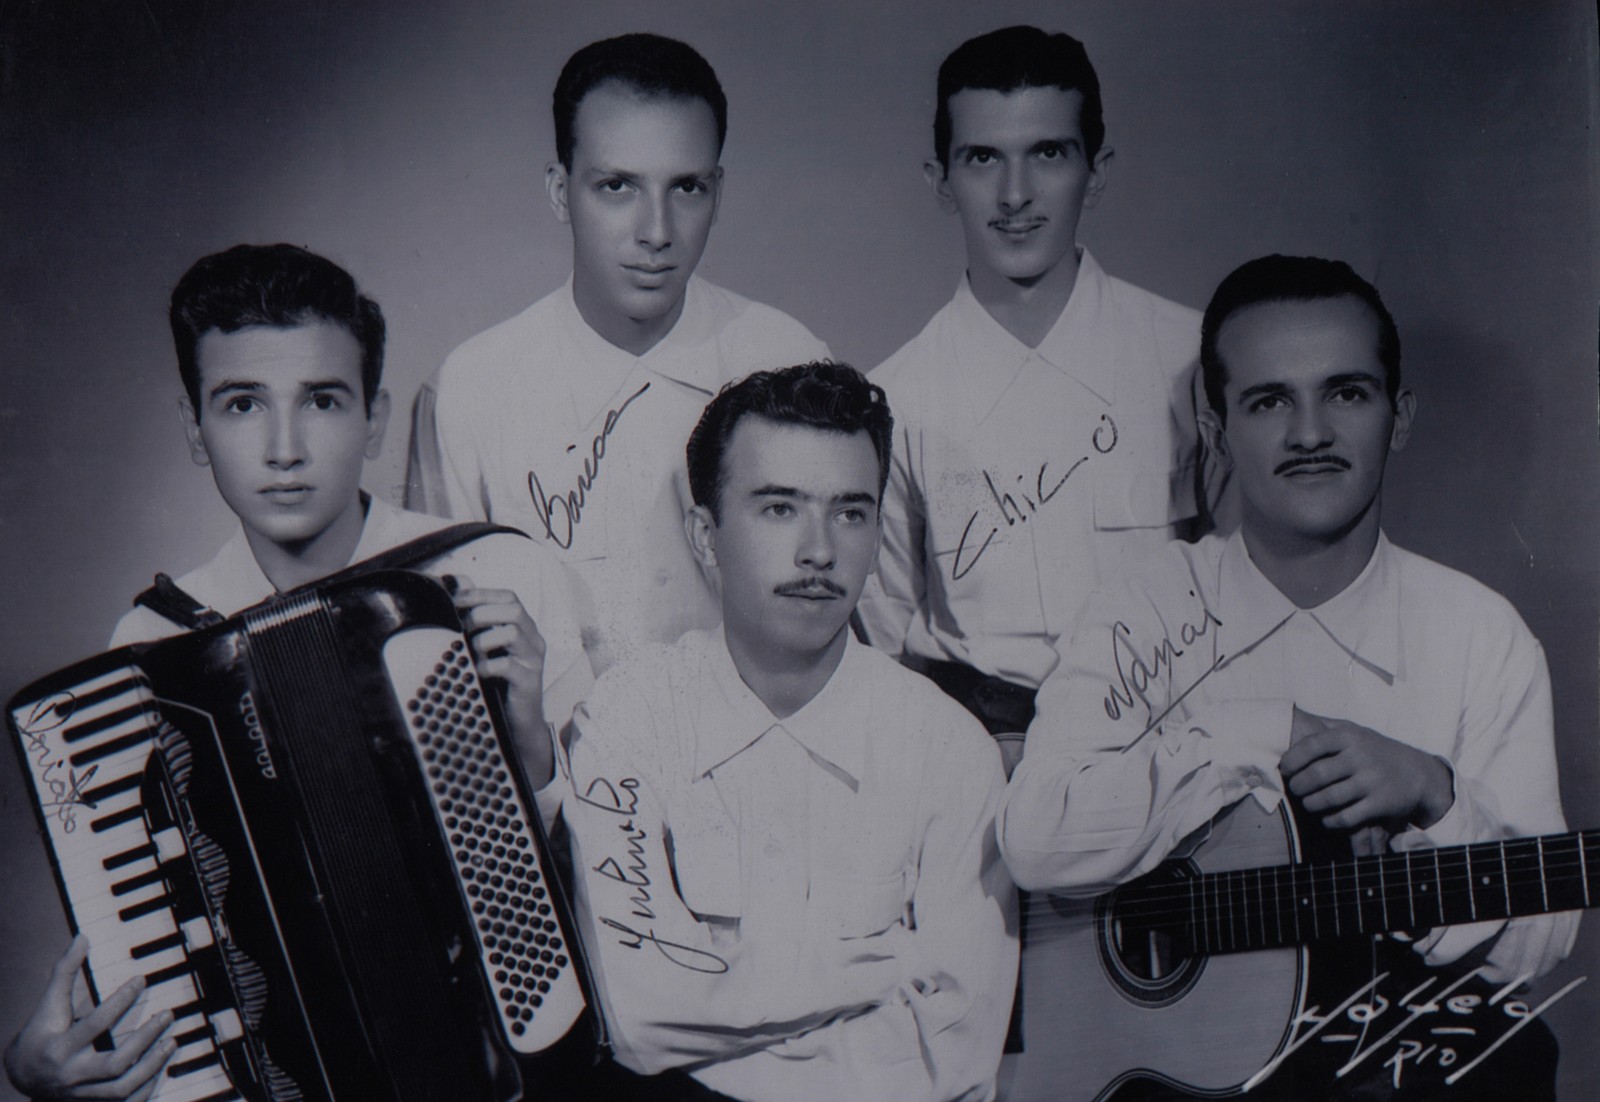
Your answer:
(134, 521), (528, 630)
(133, 573), (226, 631)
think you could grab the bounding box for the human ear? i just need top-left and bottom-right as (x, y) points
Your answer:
(1083, 146), (1115, 209)
(545, 162), (571, 225)
(1197, 407), (1231, 468)
(179, 398), (210, 467)
(1388, 388), (1417, 453)
(685, 504), (718, 570)
(922, 159), (957, 213)
(364, 389), (391, 460)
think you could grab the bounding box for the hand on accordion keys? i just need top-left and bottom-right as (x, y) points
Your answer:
(445, 574), (554, 787)
(4, 934), (176, 1102)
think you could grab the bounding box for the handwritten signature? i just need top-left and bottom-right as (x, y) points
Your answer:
(578, 774), (729, 974)
(17, 692), (99, 832)
(527, 382), (651, 550)
(1244, 967), (1587, 1092)
(950, 413), (1118, 581)
(1104, 592), (1224, 733)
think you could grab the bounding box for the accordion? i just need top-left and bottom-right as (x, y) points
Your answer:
(8, 570), (601, 1101)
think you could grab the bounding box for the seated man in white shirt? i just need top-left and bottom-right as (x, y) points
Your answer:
(407, 33), (830, 672)
(5, 244), (592, 1102)
(551, 363), (1017, 1101)
(998, 255), (1577, 1099)
(858, 26), (1221, 767)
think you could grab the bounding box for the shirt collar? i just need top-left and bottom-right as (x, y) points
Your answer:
(691, 629), (867, 790)
(558, 275), (725, 428)
(204, 492), (389, 611)
(946, 246), (1118, 415)
(1215, 527), (1401, 681)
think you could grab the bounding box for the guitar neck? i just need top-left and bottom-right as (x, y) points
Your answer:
(1118, 830), (1600, 956)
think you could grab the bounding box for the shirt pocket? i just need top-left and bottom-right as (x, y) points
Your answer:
(807, 869), (909, 940)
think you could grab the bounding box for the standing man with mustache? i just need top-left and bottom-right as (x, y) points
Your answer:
(999, 255), (1576, 1099)
(407, 33), (828, 673)
(552, 363), (1017, 1100)
(857, 26), (1224, 771)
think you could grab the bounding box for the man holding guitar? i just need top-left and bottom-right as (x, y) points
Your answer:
(997, 255), (1579, 1100)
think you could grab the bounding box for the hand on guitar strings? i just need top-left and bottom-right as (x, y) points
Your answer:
(3, 934), (174, 1102)
(446, 574), (554, 786)
(1279, 707), (1455, 835)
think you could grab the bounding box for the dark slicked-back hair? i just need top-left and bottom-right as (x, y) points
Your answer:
(553, 33), (728, 172)
(933, 25), (1104, 172)
(1201, 254), (1401, 422)
(171, 243), (385, 417)
(687, 362), (894, 523)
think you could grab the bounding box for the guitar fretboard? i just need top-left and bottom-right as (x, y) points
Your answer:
(1116, 831), (1599, 954)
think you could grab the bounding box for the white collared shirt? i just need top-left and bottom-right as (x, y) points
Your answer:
(858, 250), (1209, 690)
(999, 529), (1577, 983)
(558, 628), (1017, 1101)
(407, 276), (829, 671)
(108, 496), (595, 731)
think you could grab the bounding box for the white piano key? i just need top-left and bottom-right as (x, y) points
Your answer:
(153, 827), (187, 863)
(96, 909), (181, 960)
(166, 1036), (216, 1070)
(123, 973), (201, 1022)
(180, 916), (214, 951)
(156, 1062), (236, 1102)
(208, 1009), (243, 1044)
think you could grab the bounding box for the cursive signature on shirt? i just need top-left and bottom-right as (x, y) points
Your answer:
(578, 774), (730, 974)
(950, 413), (1119, 581)
(527, 381), (652, 549)
(1104, 591), (1224, 732)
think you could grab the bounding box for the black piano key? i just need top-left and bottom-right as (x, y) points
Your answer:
(118, 894), (171, 922)
(71, 728), (154, 769)
(79, 770), (145, 806)
(62, 703), (155, 745)
(102, 844), (157, 871)
(131, 932), (184, 959)
(91, 805), (146, 834)
(55, 677), (144, 718)
(111, 867), (167, 897)
(144, 960), (194, 987)
(168, 998), (205, 1022)
(166, 1049), (222, 1077)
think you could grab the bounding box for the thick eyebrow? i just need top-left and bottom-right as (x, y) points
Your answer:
(1323, 372), (1385, 391)
(951, 141), (999, 162)
(207, 378), (355, 402)
(749, 484), (878, 507)
(1235, 381), (1292, 406)
(1030, 137), (1081, 154)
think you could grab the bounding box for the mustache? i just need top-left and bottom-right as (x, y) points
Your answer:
(1274, 454), (1351, 476)
(774, 577), (848, 597)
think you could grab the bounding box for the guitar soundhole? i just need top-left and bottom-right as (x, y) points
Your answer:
(1096, 860), (1205, 1007)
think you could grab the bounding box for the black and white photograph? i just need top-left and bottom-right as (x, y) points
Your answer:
(2, 2), (1597, 1099)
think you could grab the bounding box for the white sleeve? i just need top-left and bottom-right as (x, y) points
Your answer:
(999, 583), (1291, 894)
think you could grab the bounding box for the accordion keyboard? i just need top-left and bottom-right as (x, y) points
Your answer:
(13, 662), (243, 1102)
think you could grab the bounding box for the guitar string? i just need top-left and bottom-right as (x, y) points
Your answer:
(1017, 842), (1593, 938)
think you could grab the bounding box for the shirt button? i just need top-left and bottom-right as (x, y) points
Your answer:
(1243, 768), (1264, 788)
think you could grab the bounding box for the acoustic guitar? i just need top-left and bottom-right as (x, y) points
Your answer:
(997, 799), (1593, 1100)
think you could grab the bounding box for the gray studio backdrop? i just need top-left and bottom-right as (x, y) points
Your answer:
(2, 1), (1597, 1098)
